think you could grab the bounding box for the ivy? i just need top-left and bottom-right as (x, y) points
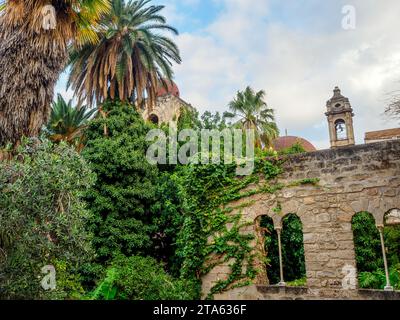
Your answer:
(175, 151), (315, 299)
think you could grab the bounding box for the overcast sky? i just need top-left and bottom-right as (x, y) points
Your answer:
(56, 0), (400, 149)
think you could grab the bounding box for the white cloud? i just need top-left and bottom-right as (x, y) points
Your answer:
(172, 0), (400, 149)
(54, 0), (400, 149)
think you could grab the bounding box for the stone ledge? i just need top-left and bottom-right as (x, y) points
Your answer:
(255, 285), (400, 300)
(358, 289), (400, 300)
(256, 285), (309, 296)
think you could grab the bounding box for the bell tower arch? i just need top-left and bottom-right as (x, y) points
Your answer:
(326, 86), (355, 148)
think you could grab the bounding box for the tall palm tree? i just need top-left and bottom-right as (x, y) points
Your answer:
(0, 0), (111, 147)
(46, 94), (96, 151)
(68, 0), (181, 110)
(224, 86), (279, 148)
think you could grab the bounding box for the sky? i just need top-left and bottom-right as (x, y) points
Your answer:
(56, 0), (400, 150)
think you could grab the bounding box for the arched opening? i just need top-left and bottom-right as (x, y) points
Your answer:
(259, 216), (279, 285)
(383, 209), (400, 290)
(281, 214), (306, 285)
(259, 214), (306, 286)
(352, 212), (383, 289)
(335, 119), (347, 140)
(148, 114), (159, 125)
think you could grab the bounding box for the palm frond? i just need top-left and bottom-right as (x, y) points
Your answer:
(227, 86), (279, 148)
(68, 0), (181, 109)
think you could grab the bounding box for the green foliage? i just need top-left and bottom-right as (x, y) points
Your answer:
(82, 100), (159, 263)
(90, 255), (196, 300)
(177, 106), (201, 130)
(68, 0), (181, 105)
(352, 212), (384, 272)
(260, 214), (306, 284)
(68, 0), (181, 106)
(384, 225), (400, 267)
(174, 155), (290, 298)
(359, 265), (400, 290)
(46, 260), (86, 300)
(200, 111), (228, 130)
(224, 86), (279, 147)
(45, 94), (96, 147)
(352, 212), (400, 289)
(278, 142), (306, 155)
(286, 277), (307, 287)
(0, 139), (95, 299)
(177, 108), (228, 132)
(281, 215), (306, 282)
(150, 171), (186, 276)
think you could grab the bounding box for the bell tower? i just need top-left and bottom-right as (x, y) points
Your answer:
(325, 86), (355, 149)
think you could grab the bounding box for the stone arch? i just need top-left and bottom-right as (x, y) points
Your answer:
(252, 199), (305, 229)
(384, 208), (400, 226)
(349, 196), (385, 225)
(335, 118), (347, 140)
(250, 200), (283, 230)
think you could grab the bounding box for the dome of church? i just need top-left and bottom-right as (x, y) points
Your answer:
(273, 136), (317, 152)
(156, 80), (180, 97)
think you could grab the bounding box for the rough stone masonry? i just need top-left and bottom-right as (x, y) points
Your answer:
(202, 140), (400, 300)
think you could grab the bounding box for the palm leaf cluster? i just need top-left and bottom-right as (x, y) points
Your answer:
(0, 0), (111, 47)
(46, 94), (96, 151)
(224, 86), (279, 148)
(68, 0), (182, 109)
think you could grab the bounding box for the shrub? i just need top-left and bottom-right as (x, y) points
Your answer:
(359, 264), (400, 290)
(82, 101), (159, 263)
(352, 212), (384, 273)
(0, 139), (95, 299)
(90, 255), (196, 300)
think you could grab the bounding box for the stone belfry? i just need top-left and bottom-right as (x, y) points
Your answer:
(325, 86), (355, 148)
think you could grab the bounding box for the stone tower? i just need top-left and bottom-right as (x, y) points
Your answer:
(325, 86), (355, 148)
(141, 80), (191, 126)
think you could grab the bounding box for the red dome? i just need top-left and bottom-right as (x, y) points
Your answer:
(273, 136), (317, 152)
(156, 80), (180, 97)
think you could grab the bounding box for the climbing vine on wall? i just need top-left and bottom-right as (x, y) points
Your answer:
(174, 149), (319, 299)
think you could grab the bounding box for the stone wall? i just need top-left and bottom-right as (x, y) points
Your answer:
(202, 140), (400, 300)
(141, 94), (190, 125)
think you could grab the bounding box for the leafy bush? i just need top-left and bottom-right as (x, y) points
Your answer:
(278, 142), (306, 155)
(150, 171), (186, 276)
(352, 212), (383, 272)
(82, 101), (159, 263)
(0, 139), (95, 299)
(352, 212), (400, 289)
(359, 265), (400, 290)
(90, 255), (196, 300)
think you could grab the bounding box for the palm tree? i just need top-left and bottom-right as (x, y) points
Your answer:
(68, 0), (181, 111)
(46, 94), (96, 151)
(0, 0), (111, 147)
(224, 86), (279, 148)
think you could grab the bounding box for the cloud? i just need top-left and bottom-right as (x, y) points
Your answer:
(172, 0), (400, 149)
(55, 0), (400, 149)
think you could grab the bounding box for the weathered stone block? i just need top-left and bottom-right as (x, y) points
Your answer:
(201, 140), (400, 300)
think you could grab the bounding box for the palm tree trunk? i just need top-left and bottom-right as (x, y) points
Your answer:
(0, 22), (68, 147)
